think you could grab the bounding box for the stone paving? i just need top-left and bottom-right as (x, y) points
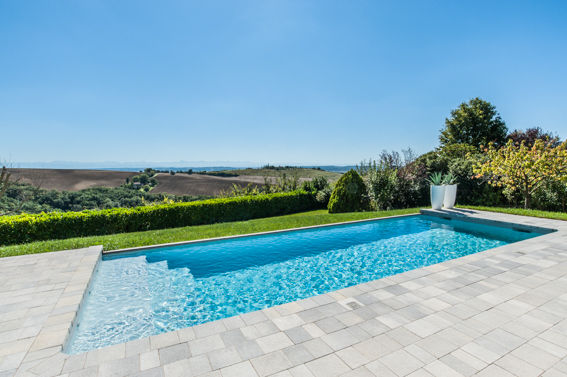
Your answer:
(1, 209), (567, 377)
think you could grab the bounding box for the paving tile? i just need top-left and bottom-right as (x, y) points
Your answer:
(189, 335), (224, 356)
(250, 350), (292, 376)
(158, 343), (190, 365)
(284, 326), (312, 345)
(321, 329), (359, 351)
(273, 315), (304, 332)
(98, 355), (139, 377)
(510, 343), (560, 370)
(288, 364), (316, 377)
(494, 353), (543, 377)
(305, 354), (350, 377)
(219, 360), (258, 377)
(423, 360), (464, 377)
(234, 340), (264, 360)
(282, 344), (315, 366)
(256, 332), (293, 354)
(207, 346), (241, 370)
(475, 364), (515, 377)
(379, 348), (424, 376)
(335, 346), (370, 369)
(140, 351), (160, 371)
(150, 332), (180, 351)
(302, 338), (333, 359)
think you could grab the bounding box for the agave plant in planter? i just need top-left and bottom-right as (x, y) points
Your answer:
(442, 172), (458, 209)
(427, 172), (445, 210)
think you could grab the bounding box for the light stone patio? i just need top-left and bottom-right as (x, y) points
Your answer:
(1, 209), (567, 377)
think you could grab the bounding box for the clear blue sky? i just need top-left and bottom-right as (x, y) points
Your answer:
(1, 0), (566, 166)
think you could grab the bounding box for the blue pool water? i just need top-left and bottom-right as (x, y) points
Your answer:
(65, 215), (538, 353)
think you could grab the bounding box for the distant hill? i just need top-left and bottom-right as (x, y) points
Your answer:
(217, 167), (343, 181)
(7, 167), (342, 196)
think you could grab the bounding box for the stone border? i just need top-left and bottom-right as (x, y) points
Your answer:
(103, 213), (419, 254)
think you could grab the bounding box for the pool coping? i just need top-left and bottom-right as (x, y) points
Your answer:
(103, 212), (420, 254)
(2, 208), (567, 376)
(103, 209), (555, 256)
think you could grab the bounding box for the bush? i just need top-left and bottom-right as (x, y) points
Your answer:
(301, 177), (332, 207)
(0, 191), (318, 246)
(327, 170), (369, 213)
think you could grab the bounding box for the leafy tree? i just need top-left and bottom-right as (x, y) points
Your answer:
(0, 166), (11, 200)
(328, 170), (369, 213)
(507, 127), (561, 147)
(440, 98), (508, 148)
(473, 139), (567, 208)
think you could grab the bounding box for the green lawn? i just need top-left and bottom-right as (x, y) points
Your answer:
(460, 206), (567, 221)
(0, 208), (419, 258)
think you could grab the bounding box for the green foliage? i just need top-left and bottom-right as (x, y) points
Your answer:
(358, 150), (427, 210)
(196, 171), (239, 177)
(328, 170), (369, 213)
(474, 139), (567, 208)
(125, 169), (159, 191)
(413, 144), (506, 207)
(427, 172), (444, 185)
(507, 127), (561, 148)
(0, 166), (11, 199)
(532, 180), (567, 212)
(0, 183), (203, 215)
(301, 177), (332, 206)
(440, 98), (508, 148)
(442, 172), (457, 185)
(0, 208), (420, 257)
(0, 191), (318, 246)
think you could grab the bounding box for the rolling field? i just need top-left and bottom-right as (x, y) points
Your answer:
(220, 167), (342, 181)
(7, 167), (337, 196)
(8, 168), (138, 191)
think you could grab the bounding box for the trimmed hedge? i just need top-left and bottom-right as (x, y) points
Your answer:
(0, 191), (318, 246)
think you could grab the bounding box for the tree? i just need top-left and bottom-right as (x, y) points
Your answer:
(328, 170), (369, 213)
(0, 166), (11, 200)
(473, 139), (567, 208)
(440, 98), (508, 148)
(507, 127), (561, 147)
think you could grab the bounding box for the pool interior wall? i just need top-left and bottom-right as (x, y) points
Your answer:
(64, 214), (541, 354)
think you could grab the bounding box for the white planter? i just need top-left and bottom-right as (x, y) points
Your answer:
(430, 185), (445, 210)
(443, 184), (457, 209)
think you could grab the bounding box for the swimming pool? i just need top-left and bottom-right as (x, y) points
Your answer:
(65, 214), (540, 353)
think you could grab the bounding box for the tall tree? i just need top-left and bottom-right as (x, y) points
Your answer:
(0, 166), (11, 200)
(507, 127), (561, 147)
(440, 98), (508, 148)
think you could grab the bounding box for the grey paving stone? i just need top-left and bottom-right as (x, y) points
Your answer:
(158, 343), (190, 365)
(282, 344), (315, 366)
(98, 355), (139, 377)
(207, 346), (241, 370)
(284, 326), (312, 344)
(305, 354), (350, 377)
(250, 350), (293, 376)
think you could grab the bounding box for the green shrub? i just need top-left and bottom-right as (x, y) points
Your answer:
(327, 170), (369, 213)
(0, 191), (318, 246)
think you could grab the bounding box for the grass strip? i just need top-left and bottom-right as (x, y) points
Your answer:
(459, 206), (567, 221)
(0, 208), (419, 258)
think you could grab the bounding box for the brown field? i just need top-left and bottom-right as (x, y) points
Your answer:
(151, 173), (265, 196)
(8, 169), (138, 191)
(7, 169), (269, 196)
